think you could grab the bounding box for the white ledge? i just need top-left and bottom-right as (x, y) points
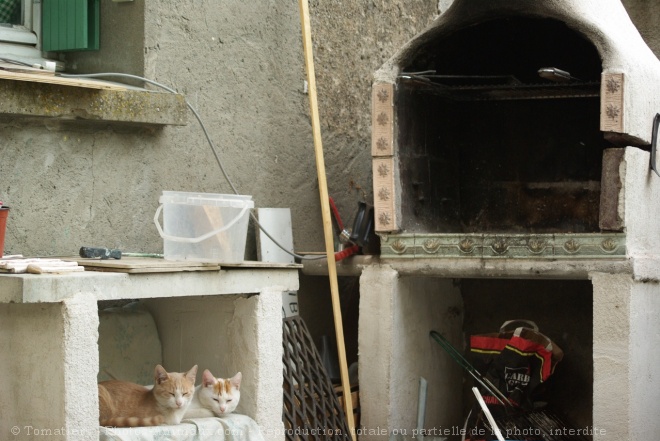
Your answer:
(0, 267), (300, 303)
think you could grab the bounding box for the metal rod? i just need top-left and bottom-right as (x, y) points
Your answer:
(417, 377), (428, 436)
(430, 331), (512, 407)
(472, 387), (505, 441)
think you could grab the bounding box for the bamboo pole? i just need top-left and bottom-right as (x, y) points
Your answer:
(297, 0), (356, 438)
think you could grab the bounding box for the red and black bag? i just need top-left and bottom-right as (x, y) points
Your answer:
(465, 320), (563, 441)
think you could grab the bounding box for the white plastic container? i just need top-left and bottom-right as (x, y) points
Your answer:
(154, 191), (254, 262)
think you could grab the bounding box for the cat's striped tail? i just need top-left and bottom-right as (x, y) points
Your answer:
(100, 416), (164, 427)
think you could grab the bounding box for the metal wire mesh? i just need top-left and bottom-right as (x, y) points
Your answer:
(282, 316), (351, 441)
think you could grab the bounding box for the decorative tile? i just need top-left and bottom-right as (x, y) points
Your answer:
(600, 73), (624, 133)
(482, 236), (554, 258)
(553, 233), (626, 258)
(413, 234), (485, 258)
(371, 83), (394, 157)
(373, 157), (397, 232)
(379, 234), (415, 258)
(380, 233), (626, 259)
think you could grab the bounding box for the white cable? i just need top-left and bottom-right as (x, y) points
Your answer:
(58, 72), (325, 261)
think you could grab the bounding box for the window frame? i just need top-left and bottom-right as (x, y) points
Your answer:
(0, 0), (61, 70)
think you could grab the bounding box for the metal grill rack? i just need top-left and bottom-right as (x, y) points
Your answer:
(399, 76), (601, 101)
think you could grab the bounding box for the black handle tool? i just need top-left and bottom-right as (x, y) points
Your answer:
(79, 246), (123, 259)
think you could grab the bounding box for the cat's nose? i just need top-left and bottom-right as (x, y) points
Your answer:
(176, 400), (183, 407)
(220, 407), (226, 413)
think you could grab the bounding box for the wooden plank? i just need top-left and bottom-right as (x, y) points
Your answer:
(64, 257), (301, 273)
(79, 265), (218, 274)
(0, 66), (127, 91)
(64, 257), (221, 273)
(298, 0), (355, 436)
(218, 260), (302, 269)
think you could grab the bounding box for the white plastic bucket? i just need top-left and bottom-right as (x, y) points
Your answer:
(154, 191), (254, 262)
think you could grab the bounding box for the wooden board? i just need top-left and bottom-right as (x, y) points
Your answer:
(62, 257), (301, 273)
(65, 257), (220, 273)
(0, 65), (127, 91)
(218, 260), (302, 269)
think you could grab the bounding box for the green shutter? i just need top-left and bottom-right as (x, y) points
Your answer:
(42, 0), (99, 52)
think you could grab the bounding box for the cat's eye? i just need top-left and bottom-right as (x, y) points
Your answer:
(170, 393), (175, 396)
(183, 392), (189, 396)
(227, 399), (233, 402)
(213, 398), (219, 402)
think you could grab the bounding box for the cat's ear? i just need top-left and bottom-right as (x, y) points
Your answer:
(186, 365), (198, 383)
(230, 372), (242, 390)
(155, 365), (169, 384)
(202, 369), (216, 387)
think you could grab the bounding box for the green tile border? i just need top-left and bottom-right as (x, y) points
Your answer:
(380, 233), (626, 259)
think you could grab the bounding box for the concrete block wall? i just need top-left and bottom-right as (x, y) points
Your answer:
(358, 267), (464, 438)
(628, 281), (660, 438)
(143, 291), (285, 439)
(0, 269), (295, 441)
(0, 296), (100, 441)
(359, 267), (660, 440)
(0, 0), (439, 259)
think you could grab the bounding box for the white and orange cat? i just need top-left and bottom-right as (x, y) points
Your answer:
(184, 370), (241, 418)
(98, 364), (197, 427)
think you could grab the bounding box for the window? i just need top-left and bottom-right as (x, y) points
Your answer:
(0, 0), (50, 68)
(0, 0), (99, 70)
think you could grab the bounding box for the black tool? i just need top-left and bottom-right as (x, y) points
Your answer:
(349, 201), (374, 248)
(79, 246), (163, 260)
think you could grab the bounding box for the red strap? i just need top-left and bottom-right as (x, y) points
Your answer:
(335, 245), (359, 261)
(470, 335), (508, 352)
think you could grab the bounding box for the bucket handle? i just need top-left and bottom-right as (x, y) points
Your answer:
(154, 204), (250, 244)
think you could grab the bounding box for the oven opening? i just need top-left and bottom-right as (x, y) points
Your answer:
(396, 17), (611, 234)
(412, 277), (594, 438)
(460, 279), (594, 432)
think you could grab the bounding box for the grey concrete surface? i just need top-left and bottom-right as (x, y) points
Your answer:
(0, 0), (438, 258)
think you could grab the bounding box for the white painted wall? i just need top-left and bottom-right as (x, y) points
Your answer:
(591, 273), (632, 440)
(0, 296), (99, 441)
(392, 276), (463, 435)
(591, 271), (660, 440)
(358, 266), (464, 439)
(629, 281), (660, 438)
(358, 265), (398, 435)
(437, 0), (454, 14)
(623, 148), (660, 259)
(0, 303), (67, 439)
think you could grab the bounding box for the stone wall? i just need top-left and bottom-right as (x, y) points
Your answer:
(0, 0), (438, 258)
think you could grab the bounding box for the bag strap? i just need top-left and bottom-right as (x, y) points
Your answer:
(512, 327), (553, 351)
(500, 319), (539, 333)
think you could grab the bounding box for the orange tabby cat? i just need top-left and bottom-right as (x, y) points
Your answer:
(98, 364), (197, 427)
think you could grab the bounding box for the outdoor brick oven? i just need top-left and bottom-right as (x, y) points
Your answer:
(357, 1), (660, 439)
